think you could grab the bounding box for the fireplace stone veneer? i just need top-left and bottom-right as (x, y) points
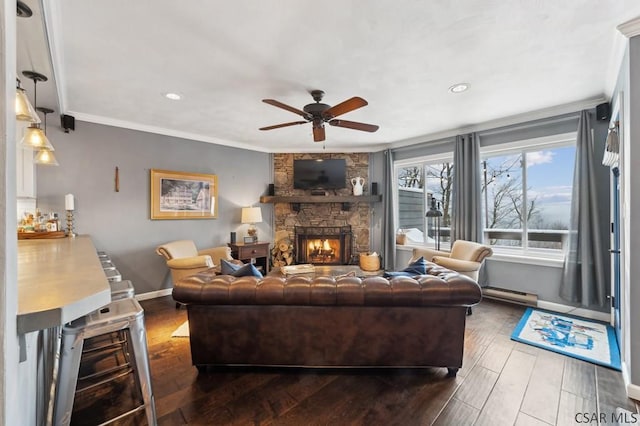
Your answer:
(295, 226), (353, 265)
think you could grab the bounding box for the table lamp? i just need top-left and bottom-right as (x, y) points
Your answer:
(241, 206), (262, 242)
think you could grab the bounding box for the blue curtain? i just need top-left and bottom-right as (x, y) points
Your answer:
(561, 111), (606, 307)
(382, 149), (396, 270)
(451, 133), (483, 242)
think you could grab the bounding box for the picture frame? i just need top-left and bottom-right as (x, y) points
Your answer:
(150, 169), (218, 220)
(243, 236), (255, 244)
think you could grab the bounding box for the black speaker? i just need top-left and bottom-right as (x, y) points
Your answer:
(596, 103), (610, 121)
(230, 232), (236, 244)
(371, 182), (378, 195)
(61, 114), (75, 133)
(267, 183), (275, 196)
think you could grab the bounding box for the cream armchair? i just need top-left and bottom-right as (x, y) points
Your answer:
(410, 240), (493, 282)
(156, 240), (240, 284)
(411, 240), (492, 315)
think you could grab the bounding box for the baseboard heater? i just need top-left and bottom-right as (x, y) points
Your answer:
(482, 286), (538, 306)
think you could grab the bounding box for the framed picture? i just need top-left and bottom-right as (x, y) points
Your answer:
(243, 236), (255, 244)
(150, 169), (218, 220)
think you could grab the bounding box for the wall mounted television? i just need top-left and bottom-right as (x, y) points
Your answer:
(293, 159), (346, 190)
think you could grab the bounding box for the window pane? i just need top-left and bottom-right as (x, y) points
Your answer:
(525, 146), (575, 250)
(397, 166), (425, 243)
(482, 154), (524, 247)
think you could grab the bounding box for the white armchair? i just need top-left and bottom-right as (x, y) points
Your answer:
(156, 240), (240, 284)
(410, 240), (493, 282)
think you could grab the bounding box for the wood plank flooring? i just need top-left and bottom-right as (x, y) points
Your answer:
(71, 297), (638, 425)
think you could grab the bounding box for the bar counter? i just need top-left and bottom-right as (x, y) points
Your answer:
(17, 235), (111, 334)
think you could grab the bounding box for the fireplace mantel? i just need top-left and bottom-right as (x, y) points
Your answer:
(260, 194), (382, 211)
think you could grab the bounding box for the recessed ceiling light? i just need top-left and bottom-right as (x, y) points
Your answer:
(448, 83), (469, 94)
(164, 92), (182, 101)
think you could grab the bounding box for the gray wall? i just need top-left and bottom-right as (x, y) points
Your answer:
(36, 122), (273, 295)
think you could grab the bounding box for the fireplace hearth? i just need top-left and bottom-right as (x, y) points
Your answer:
(295, 226), (352, 265)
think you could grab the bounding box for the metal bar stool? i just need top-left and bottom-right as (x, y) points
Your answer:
(110, 279), (135, 301)
(97, 250), (110, 260)
(101, 260), (117, 271)
(104, 268), (122, 283)
(82, 280), (136, 356)
(54, 298), (156, 426)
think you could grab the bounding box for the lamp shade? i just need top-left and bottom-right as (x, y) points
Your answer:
(15, 87), (40, 123)
(34, 149), (59, 166)
(241, 207), (262, 224)
(21, 124), (54, 150)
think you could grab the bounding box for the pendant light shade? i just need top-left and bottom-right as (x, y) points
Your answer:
(15, 81), (40, 123)
(34, 149), (59, 166)
(33, 107), (59, 166)
(21, 124), (54, 150)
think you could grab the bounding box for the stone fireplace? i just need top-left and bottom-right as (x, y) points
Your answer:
(295, 226), (353, 265)
(271, 153), (372, 265)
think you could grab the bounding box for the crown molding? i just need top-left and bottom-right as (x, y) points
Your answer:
(389, 96), (607, 150)
(617, 16), (640, 38)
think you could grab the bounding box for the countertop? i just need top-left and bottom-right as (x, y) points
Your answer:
(17, 235), (111, 333)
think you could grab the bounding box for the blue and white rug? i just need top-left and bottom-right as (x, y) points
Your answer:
(511, 308), (620, 370)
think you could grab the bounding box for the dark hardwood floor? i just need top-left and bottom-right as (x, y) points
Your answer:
(71, 297), (638, 425)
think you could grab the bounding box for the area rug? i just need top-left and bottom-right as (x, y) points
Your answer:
(511, 308), (620, 370)
(171, 320), (189, 338)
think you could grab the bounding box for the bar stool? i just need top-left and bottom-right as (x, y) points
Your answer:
(104, 268), (122, 283)
(101, 260), (117, 271)
(110, 279), (135, 301)
(54, 298), (156, 426)
(97, 250), (110, 260)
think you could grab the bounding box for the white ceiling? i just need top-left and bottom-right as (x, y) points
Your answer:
(16, 1), (640, 153)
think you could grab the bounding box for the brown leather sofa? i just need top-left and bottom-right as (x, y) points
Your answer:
(172, 263), (482, 376)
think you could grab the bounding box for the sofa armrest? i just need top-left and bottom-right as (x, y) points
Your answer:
(167, 255), (214, 270)
(410, 248), (451, 263)
(432, 257), (480, 273)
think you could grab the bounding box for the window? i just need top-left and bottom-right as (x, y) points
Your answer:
(481, 134), (576, 255)
(396, 155), (453, 247)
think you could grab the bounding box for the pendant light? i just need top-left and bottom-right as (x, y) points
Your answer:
(33, 107), (59, 166)
(15, 78), (40, 123)
(20, 70), (54, 150)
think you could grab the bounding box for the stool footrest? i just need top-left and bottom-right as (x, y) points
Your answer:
(76, 367), (132, 392)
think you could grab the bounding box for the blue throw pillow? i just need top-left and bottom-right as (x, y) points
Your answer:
(231, 263), (263, 278)
(382, 256), (428, 278)
(383, 271), (413, 278)
(220, 259), (241, 275)
(403, 256), (427, 275)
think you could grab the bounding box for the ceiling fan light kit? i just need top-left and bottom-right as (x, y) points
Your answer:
(260, 90), (379, 142)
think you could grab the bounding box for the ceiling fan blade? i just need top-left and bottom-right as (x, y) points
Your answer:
(262, 99), (311, 119)
(259, 121), (307, 131)
(313, 125), (326, 142)
(322, 97), (368, 119)
(328, 119), (379, 133)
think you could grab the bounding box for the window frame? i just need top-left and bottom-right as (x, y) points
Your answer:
(394, 153), (454, 249)
(480, 132), (577, 260)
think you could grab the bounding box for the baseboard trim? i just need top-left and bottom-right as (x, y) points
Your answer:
(136, 288), (173, 301)
(536, 300), (611, 323)
(621, 362), (640, 401)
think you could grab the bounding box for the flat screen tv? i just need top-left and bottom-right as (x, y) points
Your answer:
(293, 159), (346, 190)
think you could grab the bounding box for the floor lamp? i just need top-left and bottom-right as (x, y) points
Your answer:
(426, 197), (443, 250)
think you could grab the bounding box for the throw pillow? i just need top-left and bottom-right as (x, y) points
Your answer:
(403, 256), (427, 275)
(220, 259), (241, 275)
(382, 256), (428, 278)
(231, 263), (263, 278)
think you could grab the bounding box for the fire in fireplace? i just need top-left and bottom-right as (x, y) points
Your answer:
(295, 226), (352, 265)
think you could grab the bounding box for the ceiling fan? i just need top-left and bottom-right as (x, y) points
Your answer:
(259, 90), (379, 142)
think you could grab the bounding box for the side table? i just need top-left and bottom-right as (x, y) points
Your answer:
(228, 241), (270, 273)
